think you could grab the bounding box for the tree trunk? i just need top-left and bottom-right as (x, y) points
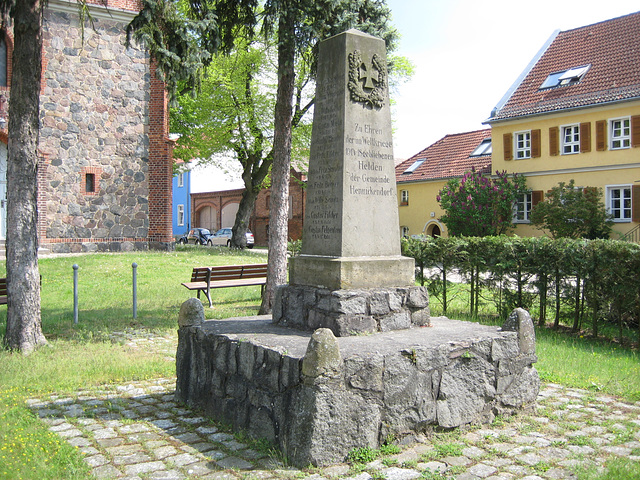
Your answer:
(259, 6), (295, 314)
(538, 273), (547, 327)
(572, 276), (581, 332)
(469, 267), (476, 317)
(3, 0), (46, 353)
(442, 267), (447, 315)
(554, 269), (561, 329)
(231, 187), (259, 249)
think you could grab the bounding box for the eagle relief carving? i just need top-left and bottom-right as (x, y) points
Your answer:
(348, 50), (387, 109)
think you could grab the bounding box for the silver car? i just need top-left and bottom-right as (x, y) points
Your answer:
(208, 228), (255, 248)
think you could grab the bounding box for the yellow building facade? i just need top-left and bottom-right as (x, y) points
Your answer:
(397, 179), (447, 237)
(491, 101), (640, 239)
(485, 11), (640, 240)
(395, 129), (492, 238)
(397, 12), (640, 241)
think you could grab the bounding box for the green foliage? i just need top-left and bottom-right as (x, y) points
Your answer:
(287, 238), (303, 257)
(575, 458), (640, 480)
(127, 0), (258, 98)
(437, 169), (527, 236)
(347, 440), (401, 465)
(347, 446), (378, 464)
(433, 442), (464, 457)
(530, 180), (613, 239)
(401, 235), (640, 345)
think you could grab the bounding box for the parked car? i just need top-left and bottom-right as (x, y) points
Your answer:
(208, 227), (255, 248)
(178, 228), (214, 245)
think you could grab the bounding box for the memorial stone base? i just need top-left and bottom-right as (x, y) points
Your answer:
(273, 284), (430, 336)
(176, 304), (540, 468)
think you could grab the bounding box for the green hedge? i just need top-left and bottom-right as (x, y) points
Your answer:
(401, 236), (640, 342)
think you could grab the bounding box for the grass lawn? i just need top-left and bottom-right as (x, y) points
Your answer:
(0, 246), (267, 480)
(0, 246), (639, 479)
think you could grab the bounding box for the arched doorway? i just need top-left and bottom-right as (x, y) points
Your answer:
(197, 206), (216, 231)
(221, 203), (239, 229)
(424, 221), (443, 238)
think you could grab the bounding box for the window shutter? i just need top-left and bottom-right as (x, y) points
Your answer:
(503, 133), (513, 161)
(580, 122), (591, 152)
(531, 129), (541, 158)
(632, 116), (640, 147)
(549, 127), (559, 156)
(596, 120), (607, 151)
(633, 185), (640, 223)
(532, 190), (544, 207)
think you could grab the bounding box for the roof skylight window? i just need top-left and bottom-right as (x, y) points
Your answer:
(470, 139), (492, 156)
(403, 158), (425, 174)
(539, 64), (590, 90)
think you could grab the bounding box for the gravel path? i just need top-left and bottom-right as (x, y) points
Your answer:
(26, 331), (640, 479)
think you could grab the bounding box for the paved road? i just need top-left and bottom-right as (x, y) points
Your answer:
(27, 331), (640, 479)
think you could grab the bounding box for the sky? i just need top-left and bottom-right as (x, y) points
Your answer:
(387, 0), (640, 160)
(192, 1), (640, 192)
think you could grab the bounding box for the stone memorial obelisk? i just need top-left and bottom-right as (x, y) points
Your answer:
(274, 29), (430, 336)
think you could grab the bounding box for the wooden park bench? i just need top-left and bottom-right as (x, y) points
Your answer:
(182, 263), (268, 308)
(0, 277), (6, 305)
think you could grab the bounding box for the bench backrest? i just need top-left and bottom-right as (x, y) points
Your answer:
(190, 264), (268, 282)
(0, 278), (6, 297)
(210, 263), (268, 280)
(190, 268), (212, 283)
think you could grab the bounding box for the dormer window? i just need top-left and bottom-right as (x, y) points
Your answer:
(539, 65), (590, 90)
(403, 158), (425, 174)
(470, 139), (492, 157)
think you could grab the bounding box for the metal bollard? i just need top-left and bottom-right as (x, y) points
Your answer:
(132, 262), (138, 320)
(73, 264), (79, 324)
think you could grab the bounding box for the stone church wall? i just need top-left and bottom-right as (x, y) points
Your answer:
(35, 1), (173, 253)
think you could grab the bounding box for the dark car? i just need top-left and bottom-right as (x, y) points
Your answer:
(178, 228), (214, 245)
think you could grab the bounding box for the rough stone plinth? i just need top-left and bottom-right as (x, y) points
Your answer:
(273, 284), (430, 336)
(175, 314), (539, 467)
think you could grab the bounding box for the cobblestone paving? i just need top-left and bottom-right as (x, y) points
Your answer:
(26, 332), (640, 479)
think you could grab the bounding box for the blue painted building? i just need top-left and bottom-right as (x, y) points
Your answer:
(172, 169), (191, 237)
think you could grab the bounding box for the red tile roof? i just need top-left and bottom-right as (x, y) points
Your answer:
(395, 129), (492, 183)
(489, 11), (640, 122)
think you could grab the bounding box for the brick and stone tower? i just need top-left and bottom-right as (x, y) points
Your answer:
(0, 0), (175, 253)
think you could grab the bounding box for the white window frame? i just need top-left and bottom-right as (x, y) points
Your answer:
(177, 204), (185, 226)
(513, 192), (533, 223)
(401, 226), (410, 237)
(610, 117), (631, 150)
(514, 131), (531, 159)
(177, 173), (184, 188)
(607, 185), (632, 222)
(400, 189), (409, 205)
(561, 124), (580, 154)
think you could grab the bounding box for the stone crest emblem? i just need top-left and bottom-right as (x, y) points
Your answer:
(347, 50), (387, 109)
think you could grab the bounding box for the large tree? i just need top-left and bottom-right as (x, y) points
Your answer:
(1, 0), (47, 353)
(128, 0), (397, 312)
(171, 37), (313, 249)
